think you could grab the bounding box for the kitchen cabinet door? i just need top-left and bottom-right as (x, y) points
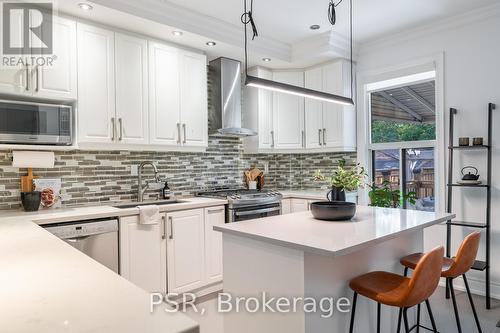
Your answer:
(272, 71), (305, 149)
(115, 33), (149, 145)
(166, 209), (205, 293)
(179, 50), (208, 147)
(257, 68), (274, 149)
(148, 41), (181, 146)
(0, 7), (30, 95)
(304, 67), (323, 149)
(322, 62), (344, 148)
(34, 16), (77, 100)
(281, 199), (291, 215)
(77, 23), (116, 144)
(119, 215), (166, 293)
(290, 199), (309, 213)
(204, 206), (224, 284)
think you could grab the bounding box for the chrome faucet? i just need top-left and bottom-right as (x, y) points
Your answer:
(137, 161), (161, 202)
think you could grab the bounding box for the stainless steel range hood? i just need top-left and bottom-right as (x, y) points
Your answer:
(209, 57), (257, 137)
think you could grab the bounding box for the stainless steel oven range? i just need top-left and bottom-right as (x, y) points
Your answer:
(197, 188), (283, 223)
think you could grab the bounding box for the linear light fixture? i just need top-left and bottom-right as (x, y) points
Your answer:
(241, 0), (354, 106)
(245, 75), (354, 105)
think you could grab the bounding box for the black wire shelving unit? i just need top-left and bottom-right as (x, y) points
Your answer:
(446, 103), (495, 309)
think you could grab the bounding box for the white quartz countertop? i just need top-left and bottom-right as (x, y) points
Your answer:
(214, 205), (454, 257)
(0, 196), (227, 333)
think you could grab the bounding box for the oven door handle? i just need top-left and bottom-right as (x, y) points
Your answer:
(234, 206), (281, 217)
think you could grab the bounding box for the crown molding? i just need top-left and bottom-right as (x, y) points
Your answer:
(92, 0), (291, 61)
(359, 2), (500, 55)
(292, 31), (358, 64)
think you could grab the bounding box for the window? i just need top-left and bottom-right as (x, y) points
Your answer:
(368, 72), (436, 211)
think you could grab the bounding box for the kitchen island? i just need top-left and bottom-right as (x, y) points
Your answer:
(215, 205), (454, 333)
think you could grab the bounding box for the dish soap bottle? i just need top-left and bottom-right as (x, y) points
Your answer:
(162, 182), (171, 200)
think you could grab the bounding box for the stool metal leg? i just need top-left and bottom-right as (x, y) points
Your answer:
(349, 292), (357, 333)
(425, 299), (438, 333)
(463, 274), (482, 333)
(403, 307), (410, 333)
(404, 267), (409, 277)
(397, 308), (402, 333)
(416, 303), (421, 333)
(449, 278), (462, 333)
(377, 303), (381, 333)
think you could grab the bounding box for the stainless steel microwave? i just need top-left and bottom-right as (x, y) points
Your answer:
(0, 100), (72, 145)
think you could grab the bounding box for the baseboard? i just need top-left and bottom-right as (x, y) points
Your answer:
(438, 276), (500, 301)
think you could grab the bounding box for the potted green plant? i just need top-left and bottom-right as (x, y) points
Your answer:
(368, 181), (417, 208)
(314, 158), (367, 201)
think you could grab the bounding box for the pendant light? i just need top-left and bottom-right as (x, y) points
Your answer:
(241, 0), (355, 106)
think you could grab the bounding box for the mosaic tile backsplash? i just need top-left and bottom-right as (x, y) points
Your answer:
(0, 137), (356, 210)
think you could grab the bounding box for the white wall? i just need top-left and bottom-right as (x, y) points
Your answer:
(356, 5), (500, 299)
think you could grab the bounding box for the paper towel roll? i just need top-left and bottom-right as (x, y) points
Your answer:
(12, 151), (55, 169)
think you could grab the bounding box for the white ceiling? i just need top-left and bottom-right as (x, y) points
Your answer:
(165, 0), (500, 43)
(59, 0), (500, 69)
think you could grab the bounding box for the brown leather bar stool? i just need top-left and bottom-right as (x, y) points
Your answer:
(400, 232), (482, 333)
(349, 246), (444, 333)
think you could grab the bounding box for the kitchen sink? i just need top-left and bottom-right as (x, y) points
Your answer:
(113, 199), (184, 209)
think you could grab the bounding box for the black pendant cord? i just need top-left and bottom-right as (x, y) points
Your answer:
(241, 0), (258, 77)
(349, 0), (353, 100)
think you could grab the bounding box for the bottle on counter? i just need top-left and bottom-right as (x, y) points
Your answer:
(162, 182), (171, 200)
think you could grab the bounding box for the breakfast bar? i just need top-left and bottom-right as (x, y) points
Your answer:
(215, 206), (454, 333)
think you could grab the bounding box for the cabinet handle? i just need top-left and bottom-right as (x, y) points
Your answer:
(111, 118), (116, 141)
(270, 131), (275, 148)
(161, 215), (166, 239)
(118, 118), (123, 141)
(323, 128), (326, 146)
(301, 130), (305, 148)
(177, 123), (181, 144)
(25, 65), (29, 91)
(35, 65), (40, 92)
(168, 216), (174, 239)
(207, 207), (224, 214)
(318, 129), (322, 146)
(182, 123), (186, 144)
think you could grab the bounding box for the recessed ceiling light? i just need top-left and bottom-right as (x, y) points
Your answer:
(78, 3), (93, 11)
(172, 31), (183, 37)
(310, 24), (320, 30)
(262, 58), (271, 62)
(206, 41), (217, 46)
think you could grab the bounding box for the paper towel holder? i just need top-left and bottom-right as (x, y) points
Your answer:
(12, 151), (55, 192)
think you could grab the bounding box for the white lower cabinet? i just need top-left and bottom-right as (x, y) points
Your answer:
(166, 209), (206, 294)
(120, 206), (224, 294)
(119, 215), (166, 293)
(290, 199), (309, 213)
(204, 207), (224, 284)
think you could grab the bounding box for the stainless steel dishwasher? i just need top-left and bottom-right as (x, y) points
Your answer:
(44, 218), (119, 273)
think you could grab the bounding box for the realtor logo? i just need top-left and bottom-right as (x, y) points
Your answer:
(2, 2), (53, 55)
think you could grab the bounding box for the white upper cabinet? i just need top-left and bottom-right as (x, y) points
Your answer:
(114, 33), (149, 145)
(243, 67), (273, 151)
(77, 23), (116, 144)
(272, 71), (305, 149)
(322, 60), (356, 150)
(304, 60), (356, 151)
(148, 43), (208, 148)
(179, 50), (208, 147)
(0, 7), (29, 95)
(149, 42), (181, 146)
(304, 67), (324, 149)
(34, 16), (77, 100)
(0, 13), (77, 100)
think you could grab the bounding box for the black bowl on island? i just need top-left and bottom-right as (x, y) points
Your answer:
(310, 201), (356, 221)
